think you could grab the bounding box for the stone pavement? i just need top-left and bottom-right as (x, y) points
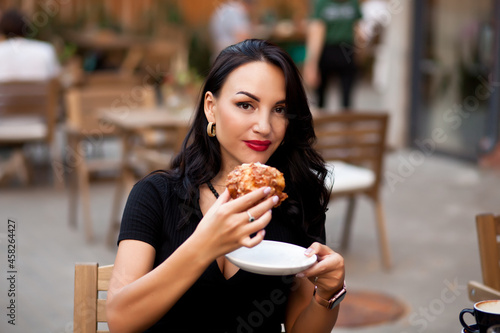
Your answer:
(0, 148), (499, 333)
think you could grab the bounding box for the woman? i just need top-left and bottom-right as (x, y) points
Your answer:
(107, 39), (345, 333)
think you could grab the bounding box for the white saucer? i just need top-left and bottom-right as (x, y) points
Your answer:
(225, 240), (317, 276)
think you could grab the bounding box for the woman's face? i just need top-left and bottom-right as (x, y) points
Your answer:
(204, 61), (288, 174)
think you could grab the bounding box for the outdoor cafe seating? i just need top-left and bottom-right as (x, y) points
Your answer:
(0, 79), (61, 187)
(64, 83), (157, 242)
(468, 213), (500, 302)
(313, 111), (391, 270)
(74, 262), (112, 333)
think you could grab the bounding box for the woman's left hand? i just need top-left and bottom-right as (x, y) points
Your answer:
(297, 242), (345, 297)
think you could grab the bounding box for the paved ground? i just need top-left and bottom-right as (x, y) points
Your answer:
(0, 147), (498, 333)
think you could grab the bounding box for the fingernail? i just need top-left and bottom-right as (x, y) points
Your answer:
(272, 196), (279, 204)
(260, 229), (266, 237)
(264, 187), (271, 194)
(304, 248), (313, 256)
(296, 273), (305, 278)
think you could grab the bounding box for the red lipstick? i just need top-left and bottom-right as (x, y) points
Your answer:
(244, 140), (271, 152)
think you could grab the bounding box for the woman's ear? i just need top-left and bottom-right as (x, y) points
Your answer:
(204, 91), (216, 123)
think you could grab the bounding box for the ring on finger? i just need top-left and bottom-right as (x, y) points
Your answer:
(314, 276), (319, 283)
(246, 210), (255, 222)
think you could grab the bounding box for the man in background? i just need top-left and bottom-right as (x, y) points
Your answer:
(0, 8), (60, 82)
(0, 8), (61, 185)
(304, 0), (362, 110)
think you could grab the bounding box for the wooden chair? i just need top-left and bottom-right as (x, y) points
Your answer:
(314, 112), (391, 269)
(105, 112), (191, 246)
(64, 85), (156, 242)
(468, 213), (500, 302)
(74, 263), (113, 333)
(0, 79), (61, 186)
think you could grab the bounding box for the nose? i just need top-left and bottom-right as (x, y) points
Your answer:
(252, 111), (272, 135)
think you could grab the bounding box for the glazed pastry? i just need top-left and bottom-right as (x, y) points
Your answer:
(226, 162), (288, 207)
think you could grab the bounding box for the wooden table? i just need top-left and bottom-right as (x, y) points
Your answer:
(101, 107), (192, 143)
(100, 107), (193, 244)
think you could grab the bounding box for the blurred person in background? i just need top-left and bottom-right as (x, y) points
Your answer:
(209, 0), (255, 60)
(0, 8), (61, 185)
(304, 0), (362, 110)
(0, 8), (60, 82)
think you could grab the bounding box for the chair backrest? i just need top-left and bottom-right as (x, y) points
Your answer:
(313, 112), (389, 196)
(476, 214), (500, 291)
(0, 79), (59, 143)
(74, 263), (113, 333)
(65, 84), (156, 134)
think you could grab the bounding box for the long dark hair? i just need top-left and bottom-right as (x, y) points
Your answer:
(171, 39), (330, 237)
(0, 9), (27, 38)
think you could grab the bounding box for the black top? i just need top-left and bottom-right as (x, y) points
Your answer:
(118, 172), (325, 332)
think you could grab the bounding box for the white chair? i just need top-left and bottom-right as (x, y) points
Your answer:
(314, 112), (391, 269)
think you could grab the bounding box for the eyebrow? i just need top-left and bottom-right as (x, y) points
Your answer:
(236, 91), (286, 105)
(236, 91), (260, 102)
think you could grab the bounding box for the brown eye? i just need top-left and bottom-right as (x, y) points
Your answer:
(274, 106), (287, 115)
(236, 102), (252, 110)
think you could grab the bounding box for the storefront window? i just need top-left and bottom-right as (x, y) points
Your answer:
(413, 0), (496, 159)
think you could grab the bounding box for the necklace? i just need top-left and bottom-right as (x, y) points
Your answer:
(206, 181), (219, 199)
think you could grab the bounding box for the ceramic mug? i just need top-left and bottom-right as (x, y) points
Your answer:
(460, 300), (500, 333)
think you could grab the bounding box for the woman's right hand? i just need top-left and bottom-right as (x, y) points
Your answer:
(192, 186), (278, 258)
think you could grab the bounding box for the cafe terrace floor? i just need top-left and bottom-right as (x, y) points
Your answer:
(0, 147), (498, 333)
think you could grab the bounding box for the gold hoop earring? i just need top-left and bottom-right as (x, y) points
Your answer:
(207, 122), (216, 137)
